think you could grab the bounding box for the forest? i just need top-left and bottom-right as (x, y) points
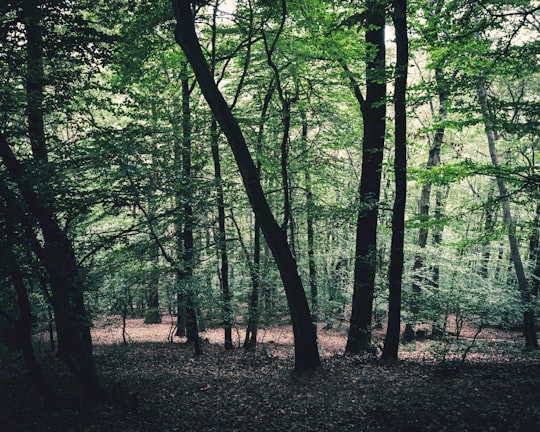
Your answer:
(1, 0), (540, 430)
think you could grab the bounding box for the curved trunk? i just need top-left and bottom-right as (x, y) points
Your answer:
(172, 0), (319, 369)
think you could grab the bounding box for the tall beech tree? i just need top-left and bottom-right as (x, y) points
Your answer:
(346, 0), (387, 354)
(0, 132), (101, 395)
(171, 0), (320, 370)
(382, 0), (408, 361)
(0, 0), (103, 396)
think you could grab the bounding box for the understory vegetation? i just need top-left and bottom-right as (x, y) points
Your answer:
(1, 0), (540, 426)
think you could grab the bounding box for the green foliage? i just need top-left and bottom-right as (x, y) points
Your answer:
(1, 0), (539, 361)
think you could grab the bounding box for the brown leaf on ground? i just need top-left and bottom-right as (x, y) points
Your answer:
(2, 318), (540, 431)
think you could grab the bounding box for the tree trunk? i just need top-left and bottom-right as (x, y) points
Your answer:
(529, 201), (540, 302)
(410, 65), (447, 324)
(302, 112), (318, 326)
(2, 207), (56, 402)
(480, 184), (496, 279)
(346, 0), (387, 354)
(1, 135), (100, 395)
(211, 118), (234, 350)
(244, 218), (261, 350)
(144, 236), (161, 324)
(244, 80), (274, 350)
(1, 2), (101, 394)
(382, 0), (408, 361)
(172, 0), (320, 370)
(479, 84), (538, 349)
(179, 60), (201, 355)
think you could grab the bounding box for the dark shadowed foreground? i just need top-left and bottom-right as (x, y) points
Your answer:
(2, 318), (540, 431)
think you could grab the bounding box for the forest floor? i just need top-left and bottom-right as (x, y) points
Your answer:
(2, 317), (540, 431)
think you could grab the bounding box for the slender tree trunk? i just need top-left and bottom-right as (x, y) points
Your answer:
(529, 201), (540, 306)
(409, 66), (447, 325)
(180, 61), (201, 355)
(243, 81), (274, 350)
(382, 0), (408, 361)
(346, 0), (387, 354)
(211, 118), (234, 350)
(144, 240), (161, 324)
(244, 218), (261, 350)
(430, 187), (445, 290)
(481, 184), (496, 279)
(479, 84), (538, 349)
(172, 0), (320, 370)
(302, 111), (318, 326)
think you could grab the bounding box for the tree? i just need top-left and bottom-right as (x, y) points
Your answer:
(171, 0), (320, 370)
(0, 0), (103, 396)
(382, 0), (408, 361)
(0, 183), (55, 401)
(408, 0), (448, 333)
(346, 0), (388, 354)
(479, 83), (538, 349)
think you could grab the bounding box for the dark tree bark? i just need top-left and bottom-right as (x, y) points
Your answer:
(1, 203), (56, 402)
(260, 0), (298, 238)
(172, 0), (320, 370)
(206, 0), (235, 350)
(346, 0), (387, 354)
(0, 133), (101, 396)
(382, 0), (408, 361)
(405, 0), (449, 341)
(0, 2), (100, 395)
(144, 237), (161, 324)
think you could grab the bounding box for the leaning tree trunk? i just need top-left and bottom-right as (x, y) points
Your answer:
(346, 0), (387, 354)
(382, 0), (408, 361)
(0, 1), (100, 395)
(172, 0), (320, 370)
(0, 134), (100, 395)
(479, 84), (538, 349)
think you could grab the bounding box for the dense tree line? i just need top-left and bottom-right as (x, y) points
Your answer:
(1, 0), (539, 398)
